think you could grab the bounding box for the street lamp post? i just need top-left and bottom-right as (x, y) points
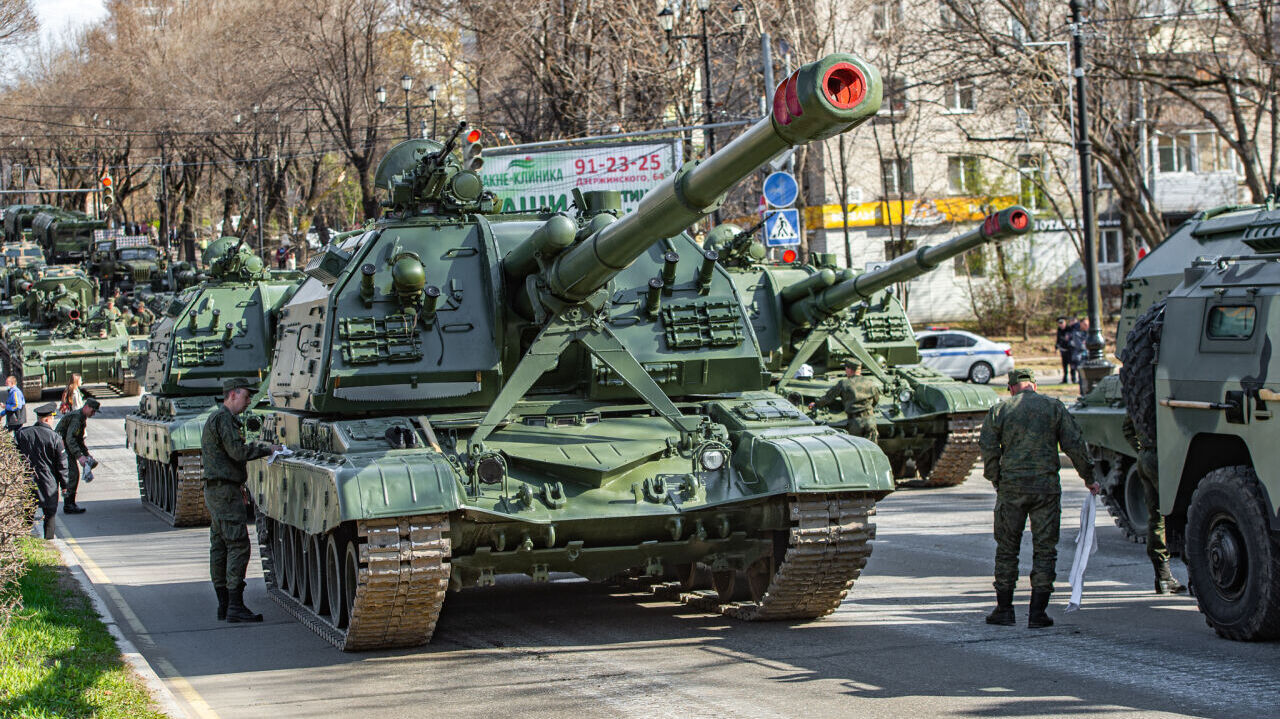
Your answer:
(401, 74), (414, 140)
(252, 104), (263, 255)
(428, 85), (438, 139)
(658, 1), (745, 223)
(1069, 0), (1111, 391)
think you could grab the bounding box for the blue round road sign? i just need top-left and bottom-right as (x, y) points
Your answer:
(763, 171), (799, 208)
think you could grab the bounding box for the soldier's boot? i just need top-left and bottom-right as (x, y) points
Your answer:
(225, 588), (263, 623)
(1154, 560), (1187, 595)
(1027, 589), (1054, 628)
(985, 589), (1016, 626)
(215, 587), (229, 621)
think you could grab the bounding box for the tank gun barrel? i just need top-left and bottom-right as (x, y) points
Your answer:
(785, 206), (1031, 325)
(538, 54), (882, 305)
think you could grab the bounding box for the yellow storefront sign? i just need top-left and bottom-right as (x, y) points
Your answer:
(804, 196), (1018, 229)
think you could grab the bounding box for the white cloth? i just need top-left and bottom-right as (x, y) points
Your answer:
(795, 363), (814, 379)
(1066, 495), (1099, 611)
(267, 447), (294, 464)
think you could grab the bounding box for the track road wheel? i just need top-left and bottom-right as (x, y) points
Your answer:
(307, 534), (328, 616)
(342, 539), (360, 628)
(291, 526), (308, 602)
(1123, 464), (1151, 538)
(712, 570), (743, 602)
(325, 533), (349, 629)
(1185, 466), (1280, 641)
(1093, 448), (1142, 543)
(745, 557), (774, 603)
(674, 562), (709, 590)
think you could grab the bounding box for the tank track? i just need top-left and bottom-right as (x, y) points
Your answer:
(138, 454), (209, 526)
(1093, 447), (1143, 543)
(635, 493), (875, 620)
(917, 413), (985, 488)
(261, 514), (451, 651)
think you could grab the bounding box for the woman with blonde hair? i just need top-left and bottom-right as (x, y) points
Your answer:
(60, 373), (85, 414)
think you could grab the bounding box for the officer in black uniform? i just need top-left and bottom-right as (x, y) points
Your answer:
(16, 403), (68, 539)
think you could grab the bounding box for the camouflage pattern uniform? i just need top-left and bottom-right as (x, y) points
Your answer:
(54, 409), (89, 507)
(815, 375), (882, 441)
(979, 387), (1093, 593)
(202, 403), (271, 592)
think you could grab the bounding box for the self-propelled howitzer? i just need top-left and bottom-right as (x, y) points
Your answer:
(124, 238), (303, 526)
(727, 207), (1031, 487)
(250, 53), (893, 651)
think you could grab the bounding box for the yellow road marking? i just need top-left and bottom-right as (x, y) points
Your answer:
(58, 520), (222, 719)
(153, 658), (222, 719)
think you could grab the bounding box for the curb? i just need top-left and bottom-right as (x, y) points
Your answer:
(50, 532), (190, 719)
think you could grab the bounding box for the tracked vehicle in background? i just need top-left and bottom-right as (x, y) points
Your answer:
(710, 209), (1031, 487)
(248, 54), (893, 651)
(29, 208), (107, 263)
(124, 239), (302, 526)
(0, 264), (140, 399)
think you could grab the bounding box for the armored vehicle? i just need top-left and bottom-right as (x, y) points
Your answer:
(90, 236), (163, 294)
(1071, 204), (1263, 541)
(248, 54), (892, 651)
(1118, 223), (1280, 640)
(30, 208), (106, 264)
(2, 204), (56, 244)
(710, 209), (1030, 487)
(0, 264), (141, 399)
(0, 242), (46, 309)
(124, 239), (303, 525)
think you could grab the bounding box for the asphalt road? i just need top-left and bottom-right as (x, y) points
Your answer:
(54, 395), (1280, 719)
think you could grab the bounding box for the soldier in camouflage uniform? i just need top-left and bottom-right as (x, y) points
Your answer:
(1122, 415), (1187, 594)
(129, 300), (155, 335)
(810, 359), (882, 442)
(979, 368), (1098, 628)
(202, 377), (279, 623)
(54, 397), (100, 514)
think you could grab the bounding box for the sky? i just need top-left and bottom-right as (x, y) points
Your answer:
(32, 0), (108, 45)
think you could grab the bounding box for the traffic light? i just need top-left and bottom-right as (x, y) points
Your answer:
(100, 173), (114, 208)
(462, 129), (484, 171)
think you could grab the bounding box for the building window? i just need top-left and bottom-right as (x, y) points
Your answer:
(955, 247), (987, 276)
(1018, 154), (1047, 210)
(945, 79), (976, 112)
(884, 237), (917, 260)
(1099, 228), (1122, 266)
(947, 155), (981, 194)
(884, 74), (909, 115)
(872, 1), (902, 33)
(881, 157), (914, 196)
(1155, 131), (1238, 174)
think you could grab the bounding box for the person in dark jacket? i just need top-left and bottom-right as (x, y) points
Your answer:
(16, 403), (68, 539)
(1055, 317), (1075, 384)
(54, 397), (99, 514)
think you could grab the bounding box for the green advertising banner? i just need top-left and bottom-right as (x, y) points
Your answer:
(481, 140), (683, 214)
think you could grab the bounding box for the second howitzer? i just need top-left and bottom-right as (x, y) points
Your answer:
(726, 207), (1031, 486)
(249, 54), (893, 651)
(124, 238), (303, 526)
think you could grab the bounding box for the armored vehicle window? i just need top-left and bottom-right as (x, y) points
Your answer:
(917, 335), (939, 349)
(1206, 305), (1256, 340)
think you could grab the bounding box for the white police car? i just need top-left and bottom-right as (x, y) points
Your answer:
(914, 328), (1014, 384)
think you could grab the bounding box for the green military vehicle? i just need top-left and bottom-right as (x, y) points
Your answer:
(1071, 205), (1259, 541)
(0, 264), (142, 399)
(90, 236), (163, 294)
(125, 239), (303, 526)
(2, 204), (57, 244)
(0, 241), (47, 309)
(247, 54), (891, 651)
(1117, 216), (1280, 640)
(30, 208), (107, 264)
(710, 210), (1031, 487)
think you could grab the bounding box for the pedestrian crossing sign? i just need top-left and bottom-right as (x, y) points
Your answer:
(764, 208), (802, 247)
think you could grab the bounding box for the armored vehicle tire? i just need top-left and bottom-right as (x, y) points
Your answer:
(968, 361), (994, 385)
(1185, 466), (1280, 641)
(1119, 300), (1166, 441)
(1093, 448), (1143, 543)
(259, 514), (451, 651)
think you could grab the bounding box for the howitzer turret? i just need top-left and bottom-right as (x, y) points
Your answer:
(785, 206), (1031, 326)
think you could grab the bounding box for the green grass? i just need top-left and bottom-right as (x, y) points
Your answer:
(0, 538), (167, 719)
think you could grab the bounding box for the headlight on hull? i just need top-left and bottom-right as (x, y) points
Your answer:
(699, 447), (728, 471)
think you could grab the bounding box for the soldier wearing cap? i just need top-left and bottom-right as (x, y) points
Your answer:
(54, 396), (99, 514)
(810, 358), (882, 442)
(202, 377), (279, 623)
(16, 403), (67, 539)
(979, 367), (1098, 629)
